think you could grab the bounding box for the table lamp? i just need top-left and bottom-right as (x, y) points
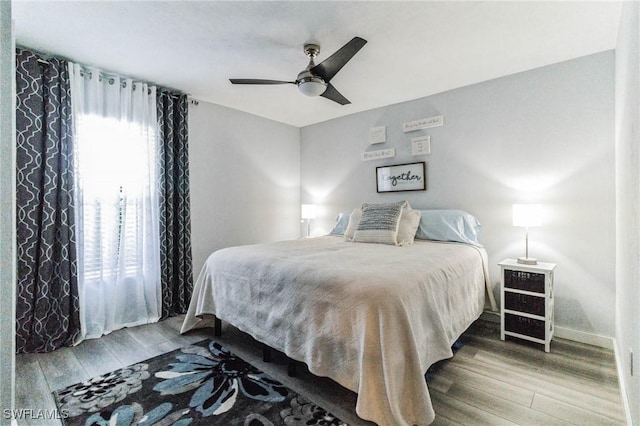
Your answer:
(301, 204), (317, 237)
(513, 204), (541, 265)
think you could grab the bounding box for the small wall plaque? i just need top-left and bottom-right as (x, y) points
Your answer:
(363, 148), (395, 161)
(403, 115), (444, 132)
(412, 135), (431, 155)
(369, 126), (386, 144)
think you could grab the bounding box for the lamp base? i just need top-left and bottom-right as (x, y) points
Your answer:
(517, 256), (538, 265)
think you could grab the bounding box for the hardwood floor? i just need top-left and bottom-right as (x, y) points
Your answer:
(15, 317), (626, 425)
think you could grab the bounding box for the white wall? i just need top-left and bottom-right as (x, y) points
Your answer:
(0, 0), (15, 422)
(188, 101), (300, 274)
(301, 52), (616, 338)
(615, 0), (640, 423)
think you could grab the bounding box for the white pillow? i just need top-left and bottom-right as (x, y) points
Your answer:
(353, 201), (407, 245)
(343, 207), (362, 241)
(397, 207), (421, 246)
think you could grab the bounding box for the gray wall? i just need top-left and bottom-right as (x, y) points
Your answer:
(188, 101), (300, 275)
(615, 0), (640, 423)
(0, 1), (15, 422)
(301, 52), (616, 338)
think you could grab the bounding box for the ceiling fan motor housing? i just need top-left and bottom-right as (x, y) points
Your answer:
(297, 44), (327, 96)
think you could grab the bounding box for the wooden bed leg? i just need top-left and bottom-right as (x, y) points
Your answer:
(287, 359), (297, 377)
(214, 317), (221, 337)
(262, 345), (272, 363)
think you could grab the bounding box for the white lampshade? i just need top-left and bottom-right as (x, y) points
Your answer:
(513, 204), (542, 228)
(298, 79), (327, 97)
(301, 204), (317, 219)
(513, 203), (542, 265)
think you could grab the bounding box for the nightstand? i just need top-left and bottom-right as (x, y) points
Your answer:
(498, 259), (556, 352)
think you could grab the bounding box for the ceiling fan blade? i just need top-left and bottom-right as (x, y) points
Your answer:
(311, 37), (367, 83)
(229, 79), (295, 85)
(320, 83), (350, 105)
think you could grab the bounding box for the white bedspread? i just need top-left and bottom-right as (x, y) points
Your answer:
(181, 236), (488, 425)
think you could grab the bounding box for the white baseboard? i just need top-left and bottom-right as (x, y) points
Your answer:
(613, 341), (634, 425)
(554, 326), (614, 350)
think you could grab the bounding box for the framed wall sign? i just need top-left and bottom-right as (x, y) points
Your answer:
(376, 161), (426, 193)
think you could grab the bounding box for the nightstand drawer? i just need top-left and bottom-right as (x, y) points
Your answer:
(504, 292), (545, 316)
(504, 269), (545, 293)
(504, 313), (546, 340)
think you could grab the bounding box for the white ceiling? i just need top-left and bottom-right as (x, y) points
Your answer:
(13, 1), (622, 127)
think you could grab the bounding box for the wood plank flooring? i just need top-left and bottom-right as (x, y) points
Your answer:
(14, 317), (626, 425)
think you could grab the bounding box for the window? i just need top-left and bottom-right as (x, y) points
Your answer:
(75, 115), (157, 281)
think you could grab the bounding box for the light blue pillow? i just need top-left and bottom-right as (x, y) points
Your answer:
(329, 212), (351, 235)
(415, 209), (482, 246)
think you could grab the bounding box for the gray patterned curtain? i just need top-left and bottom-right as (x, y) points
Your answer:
(15, 48), (81, 353)
(157, 92), (193, 318)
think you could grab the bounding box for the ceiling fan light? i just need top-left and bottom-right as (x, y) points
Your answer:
(298, 78), (327, 97)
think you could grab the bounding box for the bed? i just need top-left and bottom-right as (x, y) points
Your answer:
(181, 206), (492, 425)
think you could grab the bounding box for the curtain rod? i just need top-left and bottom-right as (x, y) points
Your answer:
(20, 46), (192, 98)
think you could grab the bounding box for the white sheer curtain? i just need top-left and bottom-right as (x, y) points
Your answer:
(69, 63), (161, 340)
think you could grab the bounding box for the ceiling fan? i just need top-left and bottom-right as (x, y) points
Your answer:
(229, 37), (367, 105)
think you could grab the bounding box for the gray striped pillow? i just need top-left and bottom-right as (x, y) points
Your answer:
(353, 201), (407, 245)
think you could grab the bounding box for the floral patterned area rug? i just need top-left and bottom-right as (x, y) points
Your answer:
(53, 340), (347, 425)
